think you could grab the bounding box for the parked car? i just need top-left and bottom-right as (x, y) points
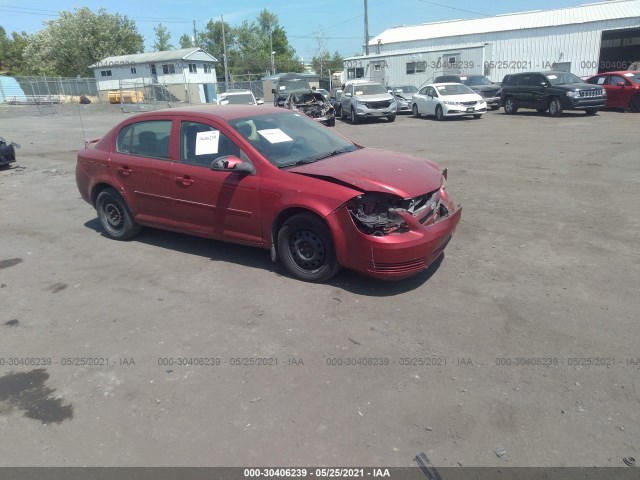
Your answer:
(328, 87), (343, 117)
(76, 106), (460, 282)
(315, 88), (330, 100)
(217, 89), (263, 106)
(283, 90), (335, 126)
(339, 80), (397, 124)
(387, 85), (418, 113)
(500, 71), (607, 116)
(0, 137), (16, 169)
(412, 83), (487, 120)
(434, 75), (501, 110)
(585, 71), (640, 111)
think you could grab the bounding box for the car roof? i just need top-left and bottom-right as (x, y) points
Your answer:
(220, 90), (253, 96)
(590, 70), (640, 75)
(428, 82), (465, 86)
(120, 105), (283, 122)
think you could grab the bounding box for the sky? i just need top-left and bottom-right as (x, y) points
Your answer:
(1, 0), (604, 62)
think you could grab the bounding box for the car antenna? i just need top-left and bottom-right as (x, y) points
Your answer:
(76, 102), (88, 148)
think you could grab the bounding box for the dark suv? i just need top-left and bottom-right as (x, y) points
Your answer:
(434, 74), (501, 109)
(500, 71), (607, 116)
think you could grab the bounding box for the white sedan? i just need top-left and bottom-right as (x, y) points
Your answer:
(412, 83), (487, 120)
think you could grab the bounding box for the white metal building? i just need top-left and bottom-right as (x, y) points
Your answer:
(90, 48), (218, 103)
(343, 0), (640, 86)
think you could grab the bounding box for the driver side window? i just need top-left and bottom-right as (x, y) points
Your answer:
(180, 121), (247, 167)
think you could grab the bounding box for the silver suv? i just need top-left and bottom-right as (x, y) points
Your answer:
(339, 80), (397, 124)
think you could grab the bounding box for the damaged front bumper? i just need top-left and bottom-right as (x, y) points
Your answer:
(328, 187), (462, 280)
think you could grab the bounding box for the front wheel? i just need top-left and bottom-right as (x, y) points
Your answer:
(504, 97), (518, 114)
(387, 114), (396, 122)
(412, 104), (420, 117)
(351, 108), (359, 124)
(548, 97), (563, 116)
(630, 94), (640, 112)
(585, 108), (598, 116)
(96, 187), (141, 240)
(277, 213), (340, 282)
(435, 105), (444, 121)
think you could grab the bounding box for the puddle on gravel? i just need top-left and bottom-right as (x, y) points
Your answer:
(0, 369), (73, 424)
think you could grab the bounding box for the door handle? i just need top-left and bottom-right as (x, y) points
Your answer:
(175, 176), (194, 186)
(117, 166), (132, 177)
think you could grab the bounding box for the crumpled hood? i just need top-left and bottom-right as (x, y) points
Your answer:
(289, 148), (442, 198)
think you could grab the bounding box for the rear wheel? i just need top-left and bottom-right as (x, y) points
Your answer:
(340, 105), (347, 120)
(351, 108), (359, 124)
(412, 104), (420, 117)
(629, 94), (640, 112)
(435, 105), (444, 121)
(473, 114), (482, 119)
(548, 97), (563, 116)
(504, 97), (518, 114)
(585, 108), (598, 116)
(96, 187), (141, 240)
(277, 213), (340, 283)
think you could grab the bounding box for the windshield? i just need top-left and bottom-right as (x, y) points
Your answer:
(279, 79), (311, 93)
(623, 73), (640, 83)
(353, 84), (388, 95)
(545, 72), (583, 85)
(220, 94), (255, 105)
(435, 84), (475, 96)
(229, 111), (357, 168)
(463, 76), (492, 86)
(392, 85), (418, 94)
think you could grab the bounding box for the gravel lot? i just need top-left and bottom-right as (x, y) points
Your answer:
(1, 103), (639, 467)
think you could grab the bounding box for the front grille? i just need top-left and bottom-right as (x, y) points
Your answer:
(460, 101), (477, 106)
(580, 89), (603, 98)
(369, 258), (427, 274)
(481, 91), (498, 98)
(365, 100), (392, 109)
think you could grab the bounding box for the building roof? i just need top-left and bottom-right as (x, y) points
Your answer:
(369, 0), (640, 46)
(90, 48), (217, 68)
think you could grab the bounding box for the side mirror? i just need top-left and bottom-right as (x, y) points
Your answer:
(271, 88), (276, 94)
(211, 156), (255, 175)
(344, 92), (352, 97)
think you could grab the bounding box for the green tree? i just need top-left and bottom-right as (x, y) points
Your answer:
(22, 7), (144, 76)
(312, 50), (343, 76)
(0, 26), (30, 74)
(199, 19), (235, 65)
(179, 34), (193, 49)
(153, 23), (173, 51)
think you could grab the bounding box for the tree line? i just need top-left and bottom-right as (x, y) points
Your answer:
(0, 7), (343, 78)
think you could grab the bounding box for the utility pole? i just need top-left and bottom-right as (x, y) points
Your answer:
(364, 0), (369, 55)
(269, 26), (275, 75)
(192, 20), (198, 47)
(221, 14), (229, 91)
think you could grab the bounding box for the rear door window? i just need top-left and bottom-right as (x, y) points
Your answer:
(116, 120), (172, 159)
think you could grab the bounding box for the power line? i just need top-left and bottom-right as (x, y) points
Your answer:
(415, 0), (491, 17)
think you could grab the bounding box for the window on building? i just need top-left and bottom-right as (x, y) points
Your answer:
(151, 65), (157, 75)
(406, 61), (425, 74)
(100, 70), (112, 77)
(373, 62), (381, 72)
(406, 62), (416, 75)
(203, 64), (212, 73)
(189, 63), (197, 73)
(347, 67), (364, 79)
(130, 67), (137, 74)
(162, 64), (175, 74)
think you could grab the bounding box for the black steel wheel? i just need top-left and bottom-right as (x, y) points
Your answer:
(277, 213), (340, 282)
(96, 187), (140, 240)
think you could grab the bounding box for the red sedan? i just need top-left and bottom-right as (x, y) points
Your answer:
(76, 105), (461, 282)
(586, 71), (640, 111)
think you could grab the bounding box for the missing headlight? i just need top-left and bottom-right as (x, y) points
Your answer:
(347, 193), (408, 235)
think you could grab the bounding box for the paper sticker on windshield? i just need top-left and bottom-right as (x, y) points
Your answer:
(195, 130), (219, 155)
(547, 75), (557, 79)
(460, 76), (467, 80)
(258, 128), (292, 143)
(436, 86), (445, 90)
(355, 90), (364, 95)
(279, 86), (286, 91)
(624, 73), (634, 77)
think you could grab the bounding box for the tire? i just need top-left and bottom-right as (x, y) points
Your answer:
(412, 104), (420, 117)
(435, 105), (444, 121)
(504, 97), (518, 114)
(96, 187), (141, 240)
(585, 108), (598, 116)
(536, 108), (547, 113)
(387, 114), (396, 122)
(277, 213), (340, 282)
(548, 97), (563, 117)
(340, 105), (347, 120)
(628, 94), (640, 112)
(351, 108), (359, 124)
(335, 105), (342, 117)
(473, 114), (482, 119)
(327, 116), (336, 127)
